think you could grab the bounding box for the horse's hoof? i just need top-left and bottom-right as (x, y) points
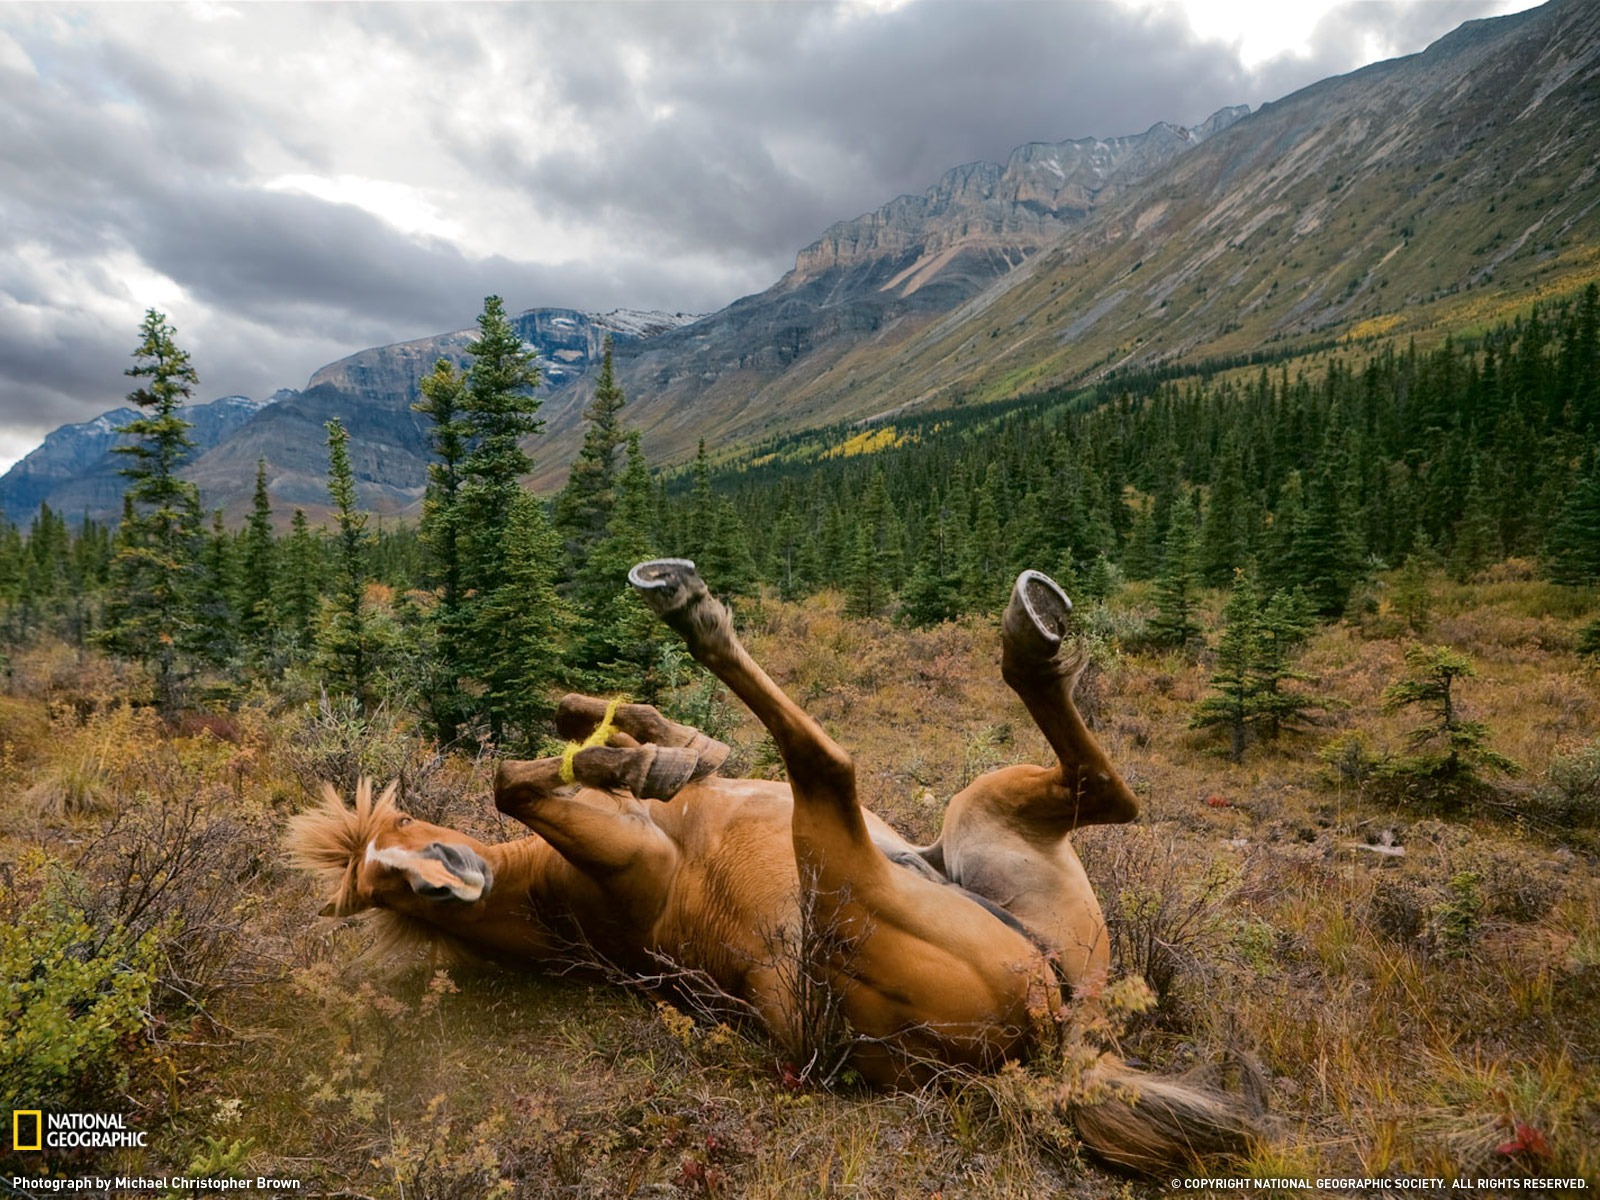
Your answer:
(629, 558), (705, 618)
(688, 734), (731, 775)
(1003, 570), (1072, 665)
(638, 745), (720, 800)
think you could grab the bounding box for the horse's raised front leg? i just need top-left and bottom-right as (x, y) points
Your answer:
(554, 693), (729, 778)
(493, 755), (682, 935)
(627, 559), (884, 886)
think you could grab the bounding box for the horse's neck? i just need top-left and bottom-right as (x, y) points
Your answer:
(437, 836), (578, 960)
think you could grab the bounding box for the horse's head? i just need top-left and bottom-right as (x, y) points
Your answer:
(288, 779), (494, 918)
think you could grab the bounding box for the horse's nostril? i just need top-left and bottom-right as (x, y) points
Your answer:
(417, 883), (455, 899)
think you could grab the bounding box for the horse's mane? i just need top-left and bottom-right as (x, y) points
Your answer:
(286, 778), (399, 917)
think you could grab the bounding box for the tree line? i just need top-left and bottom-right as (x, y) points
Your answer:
(2, 287), (1597, 752)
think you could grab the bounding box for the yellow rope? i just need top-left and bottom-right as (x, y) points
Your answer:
(559, 696), (625, 784)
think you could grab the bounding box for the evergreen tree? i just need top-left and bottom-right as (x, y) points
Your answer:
(413, 358), (472, 740)
(1382, 644), (1518, 798)
(443, 295), (569, 742)
(278, 508), (322, 656)
(99, 309), (203, 712)
(457, 296), (544, 587)
(193, 508), (237, 666)
(238, 459), (277, 652)
(474, 490), (568, 750)
(705, 496), (759, 598)
(1390, 533), (1440, 636)
(844, 523), (883, 619)
(554, 335), (627, 581)
(1197, 439), (1252, 587)
(770, 497), (806, 601)
(1149, 493), (1202, 648)
(1251, 587), (1320, 743)
(900, 500), (962, 626)
(1264, 470), (1305, 594)
(1121, 497), (1161, 582)
(415, 358), (469, 609)
(960, 468), (1006, 614)
(1448, 458), (1500, 581)
(571, 432), (670, 697)
(1080, 553), (1122, 603)
(1192, 568), (1261, 762)
(1578, 614), (1600, 659)
(1546, 453), (1600, 585)
(318, 419), (374, 710)
(1286, 419), (1365, 616)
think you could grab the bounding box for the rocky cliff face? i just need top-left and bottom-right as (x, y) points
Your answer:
(788, 109), (1249, 292)
(545, 108), (1249, 486)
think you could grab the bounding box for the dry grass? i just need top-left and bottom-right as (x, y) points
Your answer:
(2, 574), (1597, 1192)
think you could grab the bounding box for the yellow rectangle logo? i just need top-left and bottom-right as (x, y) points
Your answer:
(13, 1109), (43, 1151)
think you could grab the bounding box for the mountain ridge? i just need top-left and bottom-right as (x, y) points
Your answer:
(5, 0), (1596, 522)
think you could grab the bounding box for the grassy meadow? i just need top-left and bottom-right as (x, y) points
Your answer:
(2, 568), (1598, 1197)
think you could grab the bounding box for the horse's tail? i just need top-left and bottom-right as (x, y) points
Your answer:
(1068, 1053), (1268, 1173)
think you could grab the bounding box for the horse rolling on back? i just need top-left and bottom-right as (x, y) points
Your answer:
(288, 563), (1264, 1172)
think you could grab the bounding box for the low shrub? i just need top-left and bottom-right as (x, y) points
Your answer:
(0, 855), (168, 1111)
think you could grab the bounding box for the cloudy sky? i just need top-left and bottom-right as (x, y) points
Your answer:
(0, 0), (1540, 471)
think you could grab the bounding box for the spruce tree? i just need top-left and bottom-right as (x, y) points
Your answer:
(1197, 439), (1253, 587)
(900, 501), (962, 626)
(1390, 533), (1440, 636)
(770, 497), (806, 601)
(844, 523), (882, 619)
(1192, 568), (1260, 761)
(440, 295), (569, 742)
(100, 309), (203, 713)
(1287, 421), (1365, 616)
(238, 459), (276, 652)
(960, 468), (1006, 614)
(318, 419), (374, 711)
(1251, 587), (1320, 743)
(414, 358), (471, 740)
(1382, 645), (1518, 798)
(474, 490), (567, 750)
(279, 508), (322, 656)
(573, 432), (670, 697)
(1546, 453), (1600, 585)
(193, 508), (237, 666)
(554, 335), (627, 581)
(1149, 493), (1202, 648)
(1448, 458), (1500, 582)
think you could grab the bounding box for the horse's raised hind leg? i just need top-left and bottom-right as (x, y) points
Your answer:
(628, 560), (885, 887)
(999, 570), (1138, 828)
(929, 571), (1138, 991)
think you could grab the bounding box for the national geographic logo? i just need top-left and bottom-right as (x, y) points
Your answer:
(12, 1111), (41, 1152)
(10, 1110), (148, 1150)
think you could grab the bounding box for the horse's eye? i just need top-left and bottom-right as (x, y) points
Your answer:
(395, 816), (413, 828)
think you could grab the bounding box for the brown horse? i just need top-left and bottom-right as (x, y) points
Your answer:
(288, 563), (1262, 1171)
